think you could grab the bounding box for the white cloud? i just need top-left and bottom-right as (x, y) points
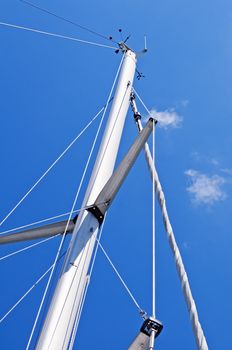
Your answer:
(185, 169), (227, 205)
(221, 168), (232, 175)
(210, 158), (219, 166)
(180, 99), (189, 107)
(191, 152), (220, 166)
(147, 108), (183, 129)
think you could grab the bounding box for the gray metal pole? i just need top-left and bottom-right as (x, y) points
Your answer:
(0, 220), (75, 244)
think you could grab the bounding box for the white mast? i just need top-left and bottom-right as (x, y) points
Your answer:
(36, 48), (137, 350)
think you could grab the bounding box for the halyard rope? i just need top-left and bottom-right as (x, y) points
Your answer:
(134, 94), (209, 350)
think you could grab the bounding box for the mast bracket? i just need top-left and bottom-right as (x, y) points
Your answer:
(130, 92), (157, 125)
(140, 317), (163, 338)
(116, 41), (133, 54)
(87, 205), (105, 225)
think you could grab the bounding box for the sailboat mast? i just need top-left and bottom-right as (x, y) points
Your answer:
(35, 48), (137, 350)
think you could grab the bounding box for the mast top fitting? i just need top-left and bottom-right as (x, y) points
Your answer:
(115, 41), (133, 54)
(140, 317), (163, 338)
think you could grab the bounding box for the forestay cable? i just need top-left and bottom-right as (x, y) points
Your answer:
(0, 105), (104, 228)
(0, 21), (117, 50)
(19, 0), (116, 43)
(133, 94), (209, 350)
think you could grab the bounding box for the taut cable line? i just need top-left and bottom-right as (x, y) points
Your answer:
(0, 235), (58, 261)
(0, 104), (108, 228)
(19, 0), (117, 43)
(0, 21), (118, 50)
(97, 239), (146, 317)
(0, 251), (67, 324)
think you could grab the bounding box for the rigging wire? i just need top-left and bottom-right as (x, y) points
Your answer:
(0, 201), (107, 236)
(0, 251), (66, 325)
(19, 0), (117, 44)
(26, 56), (124, 349)
(0, 235), (59, 262)
(0, 213), (75, 236)
(133, 93), (209, 350)
(152, 119), (156, 318)
(0, 104), (105, 228)
(0, 203), (101, 236)
(97, 239), (145, 316)
(133, 88), (150, 115)
(0, 21), (117, 50)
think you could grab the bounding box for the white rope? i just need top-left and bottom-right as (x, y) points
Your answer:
(146, 147), (208, 350)
(152, 119), (156, 318)
(0, 21), (117, 50)
(97, 239), (143, 314)
(0, 235), (58, 261)
(0, 262), (55, 324)
(0, 106), (104, 228)
(134, 96), (208, 349)
(26, 56), (124, 349)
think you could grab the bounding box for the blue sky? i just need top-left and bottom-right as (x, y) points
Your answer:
(0, 0), (232, 349)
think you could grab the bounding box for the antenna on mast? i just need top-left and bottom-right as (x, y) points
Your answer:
(134, 35), (148, 59)
(144, 35), (147, 52)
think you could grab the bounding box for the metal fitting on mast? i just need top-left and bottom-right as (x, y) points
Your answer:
(115, 41), (133, 54)
(140, 317), (163, 339)
(127, 316), (163, 350)
(130, 92), (158, 126)
(130, 92), (142, 122)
